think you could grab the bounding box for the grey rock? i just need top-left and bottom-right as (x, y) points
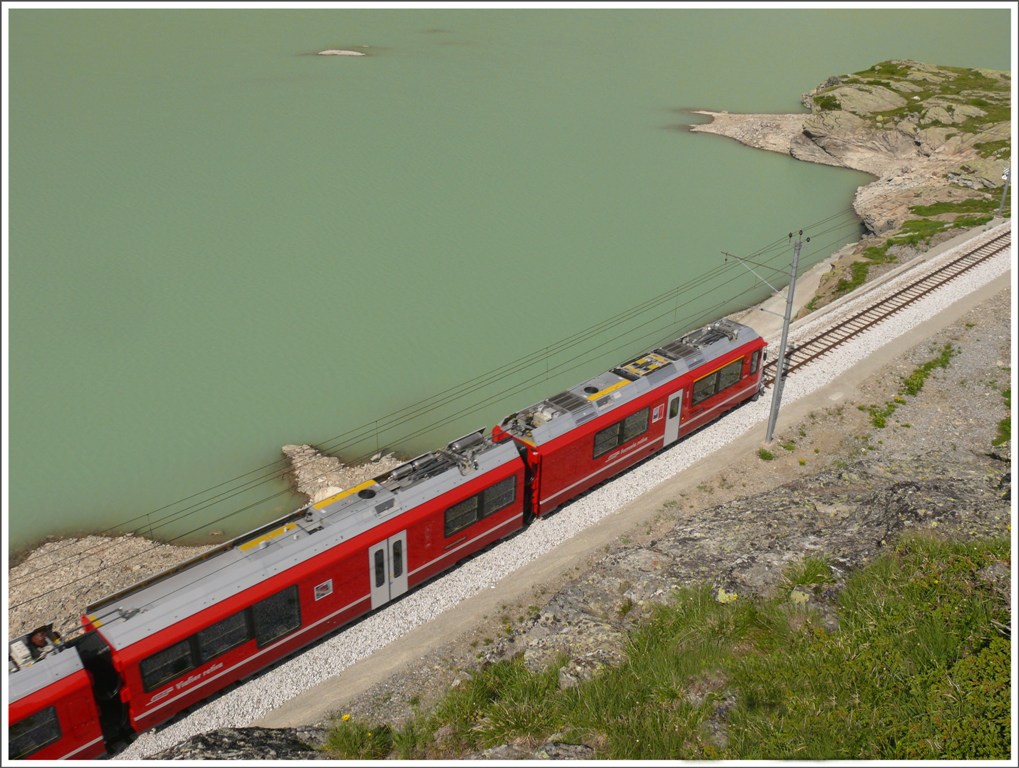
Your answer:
(148, 727), (329, 760)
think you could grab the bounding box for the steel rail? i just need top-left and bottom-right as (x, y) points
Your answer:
(761, 229), (1011, 387)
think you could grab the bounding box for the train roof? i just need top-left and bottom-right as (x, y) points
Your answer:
(7, 646), (86, 703)
(498, 318), (763, 445)
(79, 432), (519, 652)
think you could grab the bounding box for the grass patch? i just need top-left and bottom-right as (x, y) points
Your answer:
(992, 386), (1010, 447)
(949, 214), (994, 230)
(323, 535), (1011, 760)
(901, 343), (957, 396)
(757, 448), (775, 461)
(909, 197), (998, 217)
(894, 218), (949, 245)
(861, 242), (897, 263)
(728, 535), (1010, 760)
(834, 260), (871, 296)
(324, 720), (395, 759)
(813, 94), (841, 111)
(781, 556), (834, 591)
(974, 138), (1011, 159)
(860, 401), (897, 428)
(856, 344), (957, 429)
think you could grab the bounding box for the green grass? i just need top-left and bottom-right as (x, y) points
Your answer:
(321, 536), (1011, 760)
(860, 401), (897, 428)
(840, 61), (1011, 129)
(992, 386), (1010, 447)
(859, 344), (957, 428)
(813, 94), (841, 111)
(901, 343), (957, 396)
(895, 218), (949, 245)
(324, 720), (395, 759)
(781, 556), (834, 591)
(757, 448), (775, 461)
(861, 242), (897, 263)
(974, 139), (1011, 159)
(834, 260), (871, 296)
(908, 197), (998, 217)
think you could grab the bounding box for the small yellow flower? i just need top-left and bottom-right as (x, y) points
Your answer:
(341, 713), (351, 722)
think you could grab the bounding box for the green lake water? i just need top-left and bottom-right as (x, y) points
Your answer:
(5, 6), (1012, 553)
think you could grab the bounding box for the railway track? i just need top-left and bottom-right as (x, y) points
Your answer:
(761, 228), (1011, 388)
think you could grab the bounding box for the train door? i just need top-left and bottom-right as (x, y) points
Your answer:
(368, 531), (408, 610)
(664, 389), (684, 446)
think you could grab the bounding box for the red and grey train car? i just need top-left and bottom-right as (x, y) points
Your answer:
(8, 431), (525, 759)
(493, 318), (767, 516)
(7, 647), (105, 760)
(6, 317), (766, 760)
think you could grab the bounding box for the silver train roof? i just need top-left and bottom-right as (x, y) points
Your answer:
(76, 432), (519, 652)
(498, 318), (761, 445)
(8, 646), (86, 704)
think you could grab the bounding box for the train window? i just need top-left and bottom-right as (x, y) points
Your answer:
(374, 550), (386, 587)
(691, 372), (717, 405)
(717, 359), (743, 391)
(669, 397), (681, 419)
(593, 407), (650, 458)
(444, 477), (516, 537)
(593, 426), (619, 458)
(621, 408), (649, 442)
(692, 359), (743, 405)
(9, 706), (61, 759)
(252, 586), (301, 648)
(141, 639), (195, 692)
(196, 612), (250, 662)
(444, 495), (479, 537)
(481, 476), (516, 519)
(750, 349), (761, 375)
(392, 540), (404, 578)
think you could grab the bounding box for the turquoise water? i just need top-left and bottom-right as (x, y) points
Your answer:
(5, 7), (1012, 553)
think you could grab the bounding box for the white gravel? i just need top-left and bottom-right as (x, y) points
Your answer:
(116, 222), (1011, 759)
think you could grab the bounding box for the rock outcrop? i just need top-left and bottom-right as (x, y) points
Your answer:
(691, 60), (1010, 312)
(692, 60), (1009, 236)
(149, 727), (331, 760)
(281, 444), (401, 504)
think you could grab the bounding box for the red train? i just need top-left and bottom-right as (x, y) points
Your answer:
(7, 318), (766, 760)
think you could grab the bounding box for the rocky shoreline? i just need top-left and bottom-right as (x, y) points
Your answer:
(690, 59), (1010, 312)
(7, 451), (402, 640)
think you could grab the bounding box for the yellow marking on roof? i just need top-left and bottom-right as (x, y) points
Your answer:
(586, 379), (631, 401)
(619, 353), (671, 376)
(86, 614), (103, 629)
(238, 522), (298, 552)
(313, 480), (378, 510)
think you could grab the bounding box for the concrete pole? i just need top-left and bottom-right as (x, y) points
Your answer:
(765, 232), (806, 443)
(998, 168), (1010, 218)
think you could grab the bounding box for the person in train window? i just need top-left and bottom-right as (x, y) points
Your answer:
(27, 628), (59, 661)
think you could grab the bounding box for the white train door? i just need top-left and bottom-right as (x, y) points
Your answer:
(664, 389), (684, 446)
(368, 531), (409, 610)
